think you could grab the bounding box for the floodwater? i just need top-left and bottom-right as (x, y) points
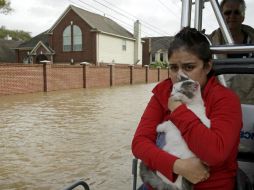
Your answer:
(0, 83), (157, 190)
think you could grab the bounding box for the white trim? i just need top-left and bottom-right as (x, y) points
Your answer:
(29, 41), (53, 55)
(91, 29), (135, 41)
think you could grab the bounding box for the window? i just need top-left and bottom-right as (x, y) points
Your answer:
(160, 53), (164, 62)
(151, 53), (155, 62)
(62, 24), (82, 52)
(73, 25), (82, 51)
(122, 40), (126, 51)
(63, 26), (71, 52)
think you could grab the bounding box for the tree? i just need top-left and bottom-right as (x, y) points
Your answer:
(0, 0), (13, 14)
(0, 26), (31, 41)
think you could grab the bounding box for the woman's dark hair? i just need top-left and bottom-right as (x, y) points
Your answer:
(168, 27), (212, 68)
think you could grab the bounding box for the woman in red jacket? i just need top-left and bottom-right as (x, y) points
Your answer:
(131, 27), (242, 190)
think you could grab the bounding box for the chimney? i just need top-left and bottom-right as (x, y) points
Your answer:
(134, 20), (142, 65)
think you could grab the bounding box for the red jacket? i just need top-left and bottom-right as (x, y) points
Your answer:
(132, 76), (242, 190)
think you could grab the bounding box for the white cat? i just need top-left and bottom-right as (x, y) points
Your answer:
(140, 79), (210, 190)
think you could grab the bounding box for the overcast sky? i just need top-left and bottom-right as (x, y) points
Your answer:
(1, 0), (254, 38)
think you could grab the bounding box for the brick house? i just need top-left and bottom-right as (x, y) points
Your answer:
(15, 5), (142, 65)
(142, 36), (173, 66)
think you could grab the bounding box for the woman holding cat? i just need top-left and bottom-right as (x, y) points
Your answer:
(132, 27), (242, 190)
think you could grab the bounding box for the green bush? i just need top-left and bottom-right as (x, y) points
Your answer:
(0, 26), (31, 41)
(149, 61), (168, 69)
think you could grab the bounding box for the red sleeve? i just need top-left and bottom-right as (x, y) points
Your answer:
(169, 87), (242, 166)
(131, 94), (178, 181)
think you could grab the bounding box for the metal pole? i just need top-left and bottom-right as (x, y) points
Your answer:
(132, 158), (138, 190)
(194, 0), (203, 31)
(209, 0), (234, 44)
(211, 45), (254, 54)
(181, 0), (192, 28)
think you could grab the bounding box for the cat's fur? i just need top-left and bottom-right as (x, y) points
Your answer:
(139, 79), (210, 190)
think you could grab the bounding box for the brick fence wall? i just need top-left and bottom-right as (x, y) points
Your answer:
(0, 63), (169, 96)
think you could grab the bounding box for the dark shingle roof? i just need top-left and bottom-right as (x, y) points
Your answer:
(72, 5), (133, 38)
(149, 36), (174, 53)
(17, 31), (49, 49)
(0, 39), (23, 62)
(49, 5), (134, 39)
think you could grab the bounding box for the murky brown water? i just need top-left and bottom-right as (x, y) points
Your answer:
(0, 83), (156, 190)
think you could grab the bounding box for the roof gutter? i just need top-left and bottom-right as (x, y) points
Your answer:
(90, 29), (136, 41)
(13, 47), (33, 50)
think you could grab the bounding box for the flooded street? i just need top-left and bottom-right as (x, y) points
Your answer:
(0, 83), (157, 190)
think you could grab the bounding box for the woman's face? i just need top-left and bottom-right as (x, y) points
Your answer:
(168, 49), (212, 88)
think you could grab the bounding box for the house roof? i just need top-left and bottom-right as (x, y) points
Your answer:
(146, 36), (174, 53)
(16, 31), (50, 49)
(48, 5), (134, 39)
(29, 41), (55, 55)
(0, 39), (23, 62)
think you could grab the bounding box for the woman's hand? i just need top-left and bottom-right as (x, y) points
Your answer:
(168, 96), (182, 112)
(173, 157), (210, 184)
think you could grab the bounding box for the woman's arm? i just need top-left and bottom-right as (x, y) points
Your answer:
(132, 95), (179, 181)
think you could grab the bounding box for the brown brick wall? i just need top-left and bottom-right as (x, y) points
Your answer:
(114, 66), (130, 85)
(47, 65), (83, 91)
(133, 67), (146, 84)
(0, 63), (169, 96)
(160, 69), (169, 81)
(86, 65), (110, 88)
(0, 64), (43, 95)
(148, 69), (158, 83)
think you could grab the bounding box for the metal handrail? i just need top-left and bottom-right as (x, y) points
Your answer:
(212, 58), (254, 75)
(63, 180), (90, 190)
(211, 45), (254, 54)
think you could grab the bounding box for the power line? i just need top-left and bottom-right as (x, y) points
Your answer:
(97, 0), (172, 36)
(68, 0), (156, 36)
(88, 0), (170, 36)
(156, 0), (180, 18)
(71, 0), (168, 36)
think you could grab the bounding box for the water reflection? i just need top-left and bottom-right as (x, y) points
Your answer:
(0, 83), (156, 190)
